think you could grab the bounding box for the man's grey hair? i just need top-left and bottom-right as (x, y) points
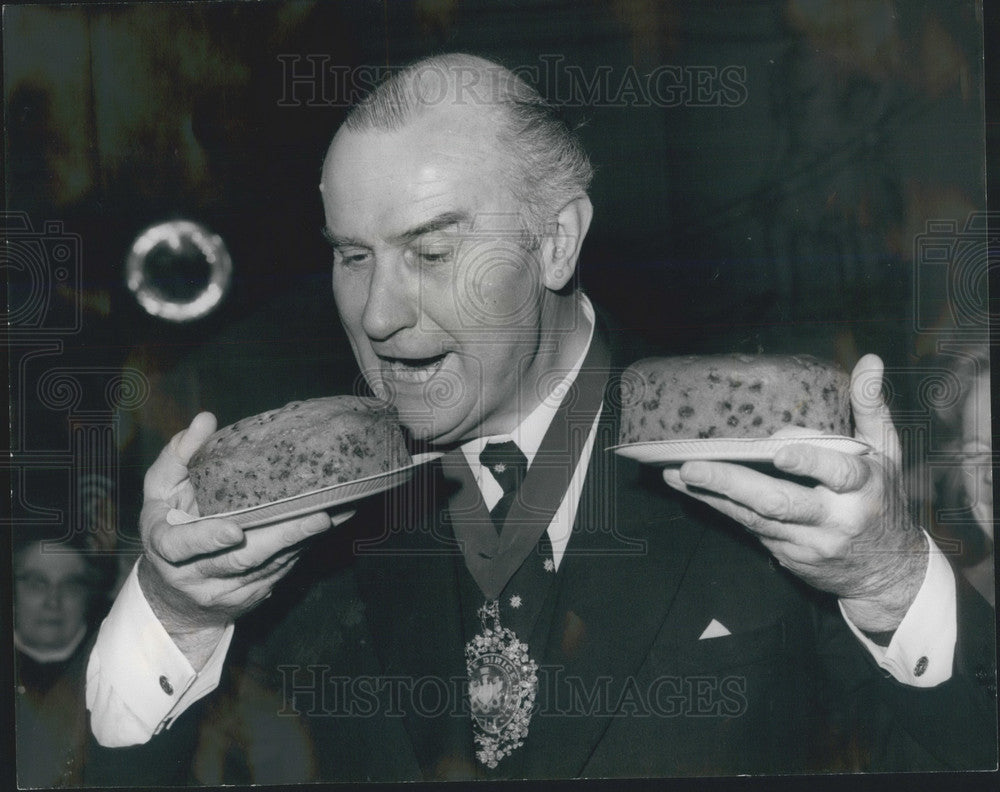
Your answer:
(343, 53), (593, 238)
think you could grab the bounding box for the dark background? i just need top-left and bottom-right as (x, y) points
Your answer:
(5, 1), (988, 523)
(3, 1), (995, 786)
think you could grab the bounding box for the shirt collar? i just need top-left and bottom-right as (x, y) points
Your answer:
(462, 292), (596, 468)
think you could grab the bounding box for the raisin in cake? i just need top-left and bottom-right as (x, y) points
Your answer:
(619, 355), (851, 444)
(189, 396), (410, 515)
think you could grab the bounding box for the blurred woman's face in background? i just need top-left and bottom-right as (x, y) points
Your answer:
(14, 542), (91, 652)
(962, 371), (993, 543)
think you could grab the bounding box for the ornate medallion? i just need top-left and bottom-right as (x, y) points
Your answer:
(465, 600), (538, 768)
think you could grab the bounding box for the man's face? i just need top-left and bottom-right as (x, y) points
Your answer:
(321, 108), (560, 444)
(14, 543), (90, 652)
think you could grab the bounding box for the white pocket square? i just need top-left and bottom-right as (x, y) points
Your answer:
(698, 619), (732, 640)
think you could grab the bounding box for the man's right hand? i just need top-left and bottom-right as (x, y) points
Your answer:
(136, 412), (351, 669)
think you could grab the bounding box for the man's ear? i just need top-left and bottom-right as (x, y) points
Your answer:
(540, 195), (593, 291)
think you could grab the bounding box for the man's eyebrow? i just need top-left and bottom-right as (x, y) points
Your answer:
(321, 211), (471, 249)
(321, 227), (367, 248)
(389, 211), (471, 245)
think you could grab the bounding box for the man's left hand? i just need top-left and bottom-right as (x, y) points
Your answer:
(662, 354), (927, 633)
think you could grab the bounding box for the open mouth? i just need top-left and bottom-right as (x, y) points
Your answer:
(379, 353), (448, 383)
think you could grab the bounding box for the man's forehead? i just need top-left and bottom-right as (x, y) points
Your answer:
(323, 104), (498, 182)
(320, 107), (511, 238)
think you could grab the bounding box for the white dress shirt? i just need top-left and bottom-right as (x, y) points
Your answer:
(86, 292), (957, 746)
(461, 293), (600, 569)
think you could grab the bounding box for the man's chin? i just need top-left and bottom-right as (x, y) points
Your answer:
(396, 407), (478, 447)
(398, 416), (458, 445)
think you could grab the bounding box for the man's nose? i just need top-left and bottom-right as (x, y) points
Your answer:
(361, 255), (418, 341)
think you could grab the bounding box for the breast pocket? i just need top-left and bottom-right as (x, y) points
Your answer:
(658, 619), (789, 674)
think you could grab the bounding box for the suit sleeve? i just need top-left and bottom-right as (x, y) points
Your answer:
(839, 532), (956, 686)
(871, 572), (997, 769)
(817, 558), (997, 771)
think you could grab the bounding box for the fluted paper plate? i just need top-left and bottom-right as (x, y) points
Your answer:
(166, 452), (442, 529)
(610, 436), (871, 465)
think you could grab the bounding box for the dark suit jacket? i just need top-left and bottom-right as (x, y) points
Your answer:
(220, 452), (995, 782)
(84, 347), (998, 784)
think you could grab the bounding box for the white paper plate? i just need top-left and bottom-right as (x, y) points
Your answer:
(610, 436), (871, 465)
(166, 452), (442, 529)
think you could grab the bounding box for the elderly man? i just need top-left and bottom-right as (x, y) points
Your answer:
(85, 54), (995, 782)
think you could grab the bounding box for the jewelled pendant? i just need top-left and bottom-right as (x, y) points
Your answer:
(465, 599), (539, 768)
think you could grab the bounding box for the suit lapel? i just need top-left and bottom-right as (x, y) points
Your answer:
(520, 390), (709, 778)
(352, 462), (479, 780)
(352, 314), (708, 779)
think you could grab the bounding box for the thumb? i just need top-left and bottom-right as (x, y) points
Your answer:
(169, 412), (218, 465)
(850, 354), (901, 463)
(146, 413), (219, 500)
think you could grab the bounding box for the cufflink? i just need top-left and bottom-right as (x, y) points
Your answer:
(159, 675), (174, 695)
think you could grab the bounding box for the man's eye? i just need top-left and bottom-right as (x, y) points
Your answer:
(333, 249), (371, 268)
(414, 246), (454, 264)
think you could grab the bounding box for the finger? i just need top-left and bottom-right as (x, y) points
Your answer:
(330, 509), (356, 527)
(169, 412), (219, 464)
(203, 542), (301, 580)
(201, 511), (331, 576)
(663, 471), (828, 543)
(773, 443), (872, 493)
(215, 546), (300, 584)
(223, 560), (301, 609)
(675, 461), (828, 525)
(145, 443), (191, 498)
(850, 354), (901, 463)
(148, 508), (244, 564)
(756, 536), (830, 570)
(193, 561), (299, 617)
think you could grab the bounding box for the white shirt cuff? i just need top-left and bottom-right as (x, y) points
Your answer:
(840, 531), (956, 687)
(86, 560), (234, 746)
